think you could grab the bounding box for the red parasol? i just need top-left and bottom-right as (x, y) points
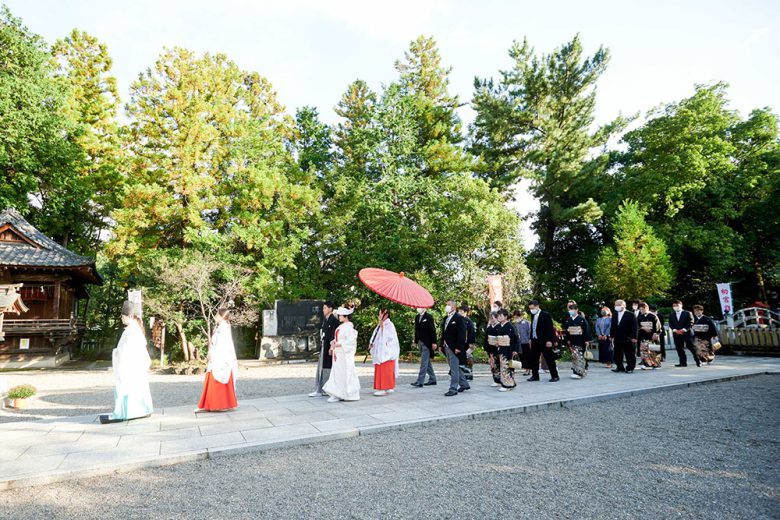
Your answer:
(358, 268), (434, 309)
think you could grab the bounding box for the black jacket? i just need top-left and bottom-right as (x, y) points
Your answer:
(414, 311), (437, 350)
(611, 311), (638, 344)
(669, 310), (694, 340)
(530, 310), (556, 346)
(441, 312), (466, 352)
(464, 316), (476, 346)
(320, 314), (339, 369)
(484, 322), (499, 355)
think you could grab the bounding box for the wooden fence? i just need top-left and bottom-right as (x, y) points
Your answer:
(718, 325), (779, 355)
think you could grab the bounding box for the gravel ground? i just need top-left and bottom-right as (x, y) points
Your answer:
(0, 374), (777, 519)
(0, 360), (435, 422)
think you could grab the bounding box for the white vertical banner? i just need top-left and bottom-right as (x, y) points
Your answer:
(487, 275), (503, 307)
(716, 283), (733, 315)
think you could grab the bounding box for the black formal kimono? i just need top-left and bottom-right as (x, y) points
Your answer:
(692, 314), (718, 364)
(637, 312), (663, 368)
(484, 322), (501, 384)
(494, 321), (520, 388)
(564, 314), (592, 377)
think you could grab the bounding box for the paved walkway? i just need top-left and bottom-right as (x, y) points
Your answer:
(1, 355), (777, 490)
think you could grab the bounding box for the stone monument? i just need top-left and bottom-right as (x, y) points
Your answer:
(258, 300), (323, 362)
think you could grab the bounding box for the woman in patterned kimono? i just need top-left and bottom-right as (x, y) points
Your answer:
(563, 303), (591, 379)
(484, 312), (501, 387)
(692, 305), (719, 365)
(494, 309), (520, 391)
(637, 302), (664, 369)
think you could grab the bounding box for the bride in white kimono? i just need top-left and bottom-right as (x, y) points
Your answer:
(100, 301), (153, 424)
(323, 304), (361, 402)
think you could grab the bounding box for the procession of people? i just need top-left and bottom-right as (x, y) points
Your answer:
(100, 294), (723, 423)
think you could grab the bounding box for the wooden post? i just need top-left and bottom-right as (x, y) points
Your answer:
(53, 281), (61, 319)
(160, 324), (166, 367)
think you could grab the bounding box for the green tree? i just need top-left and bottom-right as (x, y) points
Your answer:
(50, 29), (123, 253)
(612, 83), (780, 306)
(394, 35), (470, 176)
(0, 6), (83, 243)
(109, 47), (318, 306)
(594, 200), (674, 300)
(302, 36), (529, 348)
(470, 35), (630, 300)
(290, 105), (332, 178)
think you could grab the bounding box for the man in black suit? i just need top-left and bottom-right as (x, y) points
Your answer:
(310, 301), (339, 397)
(611, 299), (639, 373)
(527, 299), (559, 382)
(669, 299), (697, 367)
(411, 307), (438, 387)
(441, 299), (468, 396)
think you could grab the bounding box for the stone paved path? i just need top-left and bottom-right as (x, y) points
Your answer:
(1, 355), (777, 490)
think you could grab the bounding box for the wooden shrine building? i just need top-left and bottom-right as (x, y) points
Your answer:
(0, 208), (102, 368)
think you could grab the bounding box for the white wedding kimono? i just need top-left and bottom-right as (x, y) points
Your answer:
(323, 321), (360, 401)
(208, 321), (237, 388)
(110, 320), (153, 420)
(371, 319), (400, 378)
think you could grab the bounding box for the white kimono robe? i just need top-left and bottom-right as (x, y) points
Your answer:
(371, 319), (400, 377)
(110, 320), (153, 420)
(208, 321), (237, 388)
(323, 322), (360, 401)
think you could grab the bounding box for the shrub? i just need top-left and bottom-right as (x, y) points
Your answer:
(7, 384), (37, 399)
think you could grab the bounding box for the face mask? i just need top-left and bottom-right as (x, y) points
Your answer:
(673, 306), (681, 312)
(417, 308), (425, 314)
(445, 305), (452, 314)
(601, 311), (607, 316)
(491, 305), (499, 313)
(568, 310), (577, 317)
(530, 308), (539, 315)
(614, 306), (624, 312)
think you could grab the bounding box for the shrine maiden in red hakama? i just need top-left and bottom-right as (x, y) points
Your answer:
(197, 309), (238, 411)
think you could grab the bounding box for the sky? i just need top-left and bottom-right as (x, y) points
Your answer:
(5, 0), (779, 247)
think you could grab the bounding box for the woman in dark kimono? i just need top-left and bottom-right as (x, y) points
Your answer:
(494, 309), (520, 391)
(484, 312), (501, 386)
(692, 305), (719, 364)
(637, 302), (663, 369)
(564, 303), (592, 379)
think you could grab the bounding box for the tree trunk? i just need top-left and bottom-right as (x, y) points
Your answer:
(176, 322), (189, 362)
(756, 262), (769, 304)
(160, 324), (166, 367)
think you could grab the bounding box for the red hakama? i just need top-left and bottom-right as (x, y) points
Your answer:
(197, 372), (238, 411)
(373, 360), (396, 390)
